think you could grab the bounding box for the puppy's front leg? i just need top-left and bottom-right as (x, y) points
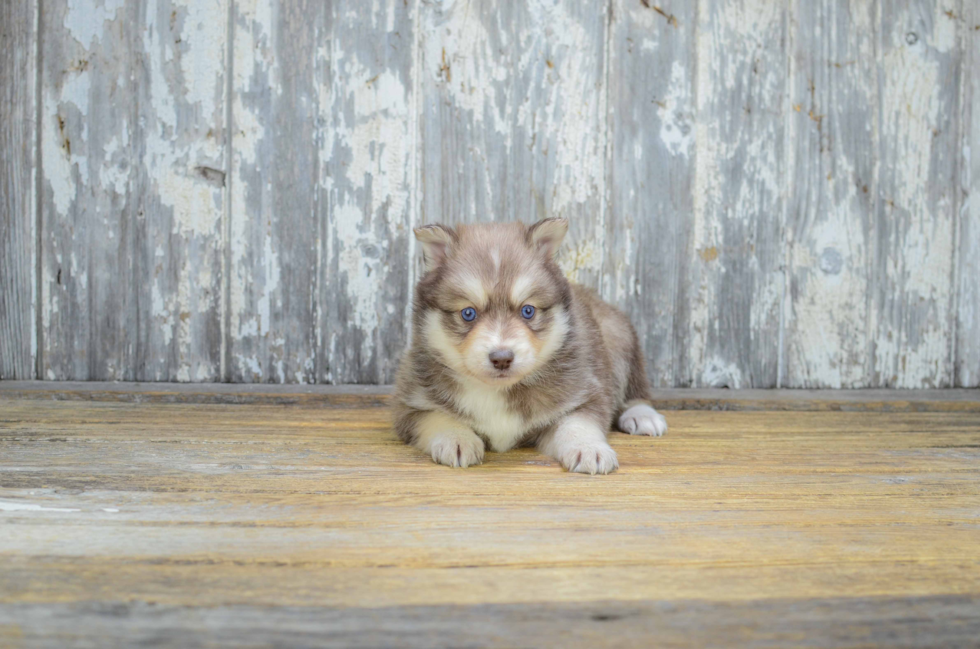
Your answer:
(537, 413), (618, 475)
(403, 410), (485, 468)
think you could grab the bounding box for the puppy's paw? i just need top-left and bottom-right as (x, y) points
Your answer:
(618, 404), (668, 437)
(559, 441), (619, 475)
(429, 432), (485, 468)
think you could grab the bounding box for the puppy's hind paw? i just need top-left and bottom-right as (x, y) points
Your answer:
(618, 404), (668, 437)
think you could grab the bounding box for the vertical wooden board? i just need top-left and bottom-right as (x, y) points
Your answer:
(228, 0), (320, 383)
(784, 0), (877, 388)
(136, 0), (228, 381)
(0, 0), (37, 379)
(604, 1), (696, 387)
(956, 3), (979, 387)
(39, 0), (141, 380)
(690, 0), (788, 388)
(419, 0), (608, 290)
(873, 0), (960, 388)
(39, 0), (227, 381)
(317, 0), (418, 384)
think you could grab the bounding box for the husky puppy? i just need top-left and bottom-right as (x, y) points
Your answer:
(394, 218), (667, 474)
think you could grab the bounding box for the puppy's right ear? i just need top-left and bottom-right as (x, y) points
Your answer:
(528, 217), (568, 259)
(414, 224), (457, 272)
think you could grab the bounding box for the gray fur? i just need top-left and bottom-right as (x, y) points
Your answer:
(394, 219), (667, 473)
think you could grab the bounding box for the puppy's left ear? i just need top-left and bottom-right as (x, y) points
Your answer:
(528, 217), (568, 258)
(414, 224), (457, 272)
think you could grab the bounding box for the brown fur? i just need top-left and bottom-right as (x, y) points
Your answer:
(394, 219), (664, 472)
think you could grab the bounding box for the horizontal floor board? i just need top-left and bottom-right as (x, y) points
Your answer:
(2, 596), (979, 649)
(1, 386), (978, 646)
(2, 382), (978, 411)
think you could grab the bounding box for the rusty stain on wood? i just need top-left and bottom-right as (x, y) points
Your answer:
(698, 246), (719, 262)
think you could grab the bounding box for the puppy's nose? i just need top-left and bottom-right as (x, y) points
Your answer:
(489, 349), (515, 370)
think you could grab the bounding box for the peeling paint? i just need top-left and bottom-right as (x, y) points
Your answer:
(42, 95), (77, 218)
(701, 357), (743, 389)
(332, 204), (382, 352)
(317, 0), (417, 383)
(558, 238), (601, 281)
(228, 0), (284, 382)
(784, 0), (876, 389)
(18, 0), (979, 388)
(144, 0), (226, 237)
(658, 60), (693, 158)
(872, 2), (959, 388)
(688, 0), (786, 387)
(64, 0), (125, 48)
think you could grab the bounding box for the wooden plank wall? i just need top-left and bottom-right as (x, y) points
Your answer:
(0, 0), (37, 380)
(0, 0), (977, 388)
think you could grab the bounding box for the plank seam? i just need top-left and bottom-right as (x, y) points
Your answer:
(688, 0), (701, 389)
(406, 0), (424, 365)
(33, 0), (43, 380)
(952, 0), (966, 387)
(949, 0), (968, 387)
(869, 0), (882, 387)
(598, 0), (612, 304)
(964, 0), (979, 387)
(221, 0), (235, 384)
(778, 0), (795, 389)
(132, 1), (143, 382)
(312, 2), (323, 384)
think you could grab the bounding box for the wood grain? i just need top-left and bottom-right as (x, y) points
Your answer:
(957, 1), (979, 388)
(690, 0), (788, 388)
(136, 0), (228, 382)
(39, 0), (138, 379)
(317, 0), (418, 384)
(419, 0), (608, 290)
(227, 0), (320, 383)
(0, 389), (978, 646)
(0, 0), (37, 380)
(38, 0), (228, 381)
(3, 381), (980, 411)
(874, 0), (961, 388)
(3, 0), (980, 388)
(2, 597), (979, 649)
(605, 0), (696, 387)
(227, 0), (416, 384)
(785, 0), (876, 388)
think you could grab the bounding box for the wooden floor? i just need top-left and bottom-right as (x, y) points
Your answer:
(1, 383), (979, 648)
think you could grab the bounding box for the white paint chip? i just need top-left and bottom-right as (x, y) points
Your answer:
(64, 0), (126, 48)
(0, 501), (81, 513)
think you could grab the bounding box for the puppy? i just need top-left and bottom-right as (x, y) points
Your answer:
(394, 218), (667, 474)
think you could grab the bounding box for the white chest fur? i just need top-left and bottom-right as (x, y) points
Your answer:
(454, 380), (528, 452)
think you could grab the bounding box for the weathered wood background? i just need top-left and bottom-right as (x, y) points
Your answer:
(1, 0), (978, 387)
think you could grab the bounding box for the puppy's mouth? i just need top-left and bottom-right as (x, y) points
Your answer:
(479, 368), (524, 385)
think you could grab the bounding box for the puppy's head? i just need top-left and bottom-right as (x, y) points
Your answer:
(413, 218), (571, 387)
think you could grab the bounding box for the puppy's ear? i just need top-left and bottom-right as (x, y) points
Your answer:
(414, 224), (457, 272)
(527, 217), (568, 258)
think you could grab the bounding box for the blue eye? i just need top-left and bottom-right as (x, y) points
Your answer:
(521, 305), (535, 319)
(461, 307), (477, 322)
